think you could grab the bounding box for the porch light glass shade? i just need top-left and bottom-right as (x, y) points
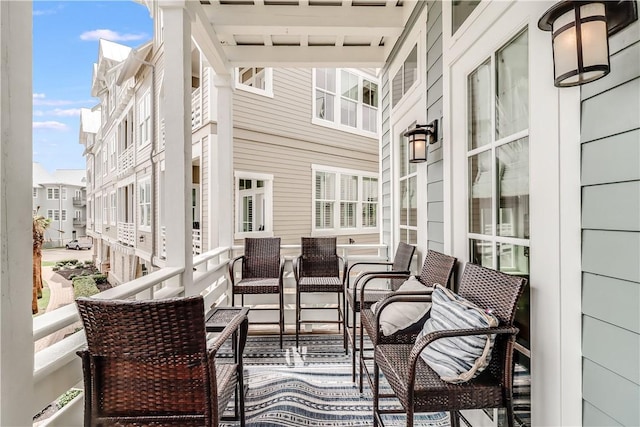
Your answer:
(408, 132), (427, 163)
(551, 2), (610, 87)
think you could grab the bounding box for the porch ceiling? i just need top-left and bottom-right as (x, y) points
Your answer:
(187, 0), (420, 74)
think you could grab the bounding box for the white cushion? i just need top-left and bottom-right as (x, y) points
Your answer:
(418, 285), (499, 383)
(371, 277), (432, 336)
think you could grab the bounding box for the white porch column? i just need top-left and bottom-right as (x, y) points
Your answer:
(0, 1), (34, 425)
(160, 1), (193, 293)
(211, 75), (234, 250)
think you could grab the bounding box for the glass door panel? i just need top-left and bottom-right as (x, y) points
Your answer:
(497, 138), (529, 239)
(469, 151), (493, 235)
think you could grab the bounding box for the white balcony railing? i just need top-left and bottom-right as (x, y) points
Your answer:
(160, 225), (166, 259)
(117, 222), (135, 246)
(33, 243), (388, 426)
(191, 87), (202, 129)
(160, 118), (166, 150)
(117, 146), (134, 176)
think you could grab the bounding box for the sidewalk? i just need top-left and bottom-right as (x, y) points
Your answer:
(34, 266), (81, 352)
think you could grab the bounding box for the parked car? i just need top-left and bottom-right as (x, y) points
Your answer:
(66, 239), (93, 250)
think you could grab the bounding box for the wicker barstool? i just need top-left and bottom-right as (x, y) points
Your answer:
(294, 237), (347, 350)
(372, 263), (527, 427)
(229, 237), (285, 348)
(359, 250), (457, 392)
(76, 296), (248, 427)
(344, 242), (416, 383)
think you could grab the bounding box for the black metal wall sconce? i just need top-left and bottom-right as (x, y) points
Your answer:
(404, 120), (438, 163)
(139, 235), (145, 243)
(538, 0), (638, 87)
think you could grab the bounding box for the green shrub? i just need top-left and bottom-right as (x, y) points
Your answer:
(56, 259), (78, 267)
(52, 266), (60, 271)
(92, 274), (108, 285)
(72, 276), (99, 298)
(84, 260), (94, 266)
(56, 389), (81, 409)
(68, 274), (77, 280)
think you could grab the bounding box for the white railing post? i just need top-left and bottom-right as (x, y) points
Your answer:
(161, 1), (194, 295)
(0, 2), (34, 425)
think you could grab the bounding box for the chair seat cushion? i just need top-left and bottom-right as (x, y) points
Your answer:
(370, 277), (433, 336)
(418, 285), (498, 383)
(375, 343), (503, 412)
(234, 278), (280, 294)
(361, 307), (420, 345)
(298, 276), (343, 293)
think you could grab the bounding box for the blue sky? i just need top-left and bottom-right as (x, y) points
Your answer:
(33, 1), (152, 172)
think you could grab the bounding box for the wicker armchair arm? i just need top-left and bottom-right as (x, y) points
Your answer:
(279, 256), (286, 287)
(207, 312), (249, 357)
(347, 261), (394, 286)
(338, 255), (348, 284)
(227, 255), (245, 286)
(407, 325), (520, 387)
(293, 255), (302, 282)
(358, 272), (412, 303)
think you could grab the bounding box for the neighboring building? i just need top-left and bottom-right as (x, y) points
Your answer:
(81, 36), (379, 285)
(32, 162), (87, 248)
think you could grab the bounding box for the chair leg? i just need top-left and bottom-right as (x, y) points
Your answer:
(238, 371), (246, 427)
(295, 289), (300, 349)
(351, 303), (357, 383)
(358, 311), (365, 393)
(340, 292), (347, 353)
(373, 357), (380, 427)
(505, 400), (516, 427)
(449, 411), (459, 427)
(279, 289), (284, 349)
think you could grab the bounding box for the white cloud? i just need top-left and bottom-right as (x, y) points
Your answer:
(51, 108), (82, 117)
(33, 110), (45, 117)
(33, 4), (64, 17)
(33, 121), (69, 131)
(33, 93), (46, 99)
(80, 29), (147, 42)
(33, 94), (92, 107)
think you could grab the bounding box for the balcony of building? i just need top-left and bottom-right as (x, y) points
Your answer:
(116, 221), (136, 247)
(72, 196), (86, 207)
(72, 218), (86, 227)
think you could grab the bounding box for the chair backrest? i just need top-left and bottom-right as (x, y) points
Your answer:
(300, 237), (340, 277)
(417, 250), (457, 288)
(457, 262), (526, 325)
(389, 242), (417, 290)
(76, 296), (211, 422)
(242, 237), (281, 279)
(456, 263), (527, 384)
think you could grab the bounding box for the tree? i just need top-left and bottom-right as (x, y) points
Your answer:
(33, 210), (51, 314)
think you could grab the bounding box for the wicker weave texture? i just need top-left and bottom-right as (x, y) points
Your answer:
(389, 242), (417, 291)
(417, 250), (457, 289)
(299, 237), (340, 278)
(241, 237), (281, 280)
(373, 263), (527, 427)
(76, 296), (246, 427)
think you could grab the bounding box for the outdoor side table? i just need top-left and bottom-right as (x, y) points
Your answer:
(205, 306), (250, 422)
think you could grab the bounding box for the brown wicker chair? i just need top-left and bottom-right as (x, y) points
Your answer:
(229, 237), (285, 348)
(373, 263), (527, 427)
(359, 250), (457, 392)
(345, 242), (416, 383)
(76, 296), (248, 427)
(293, 237), (347, 350)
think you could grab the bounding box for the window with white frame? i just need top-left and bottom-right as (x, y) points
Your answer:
(102, 146), (108, 176)
(313, 166), (378, 234)
(236, 67), (273, 97)
(102, 195), (108, 224)
(33, 188), (37, 198)
(313, 68), (378, 135)
(109, 137), (117, 171)
(108, 73), (116, 115)
(392, 44), (418, 107)
(235, 172), (273, 237)
(110, 192), (117, 225)
(75, 189), (82, 199)
(75, 210), (82, 220)
(61, 210), (67, 221)
(47, 188), (60, 200)
(138, 91), (151, 148)
(62, 188), (67, 200)
(95, 196), (102, 231)
(138, 178), (151, 230)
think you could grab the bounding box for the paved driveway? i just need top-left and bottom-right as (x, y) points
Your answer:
(42, 247), (94, 263)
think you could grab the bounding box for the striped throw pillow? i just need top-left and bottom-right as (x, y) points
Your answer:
(418, 284), (498, 383)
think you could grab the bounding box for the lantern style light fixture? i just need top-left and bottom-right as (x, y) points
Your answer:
(404, 120), (438, 163)
(538, 0), (638, 87)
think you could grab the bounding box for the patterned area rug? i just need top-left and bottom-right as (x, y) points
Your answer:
(219, 335), (449, 426)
